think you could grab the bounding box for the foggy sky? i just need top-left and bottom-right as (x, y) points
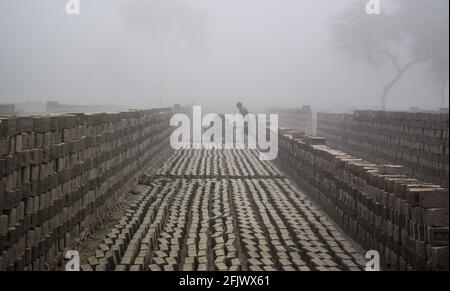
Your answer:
(0, 0), (448, 113)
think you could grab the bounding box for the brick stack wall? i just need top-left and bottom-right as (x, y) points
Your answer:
(0, 109), (173, 271)
(277, 130), (449, 271)
(317, 111), (449, 188)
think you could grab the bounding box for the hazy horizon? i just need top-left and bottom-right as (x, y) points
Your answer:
(1, 0), (448, 114)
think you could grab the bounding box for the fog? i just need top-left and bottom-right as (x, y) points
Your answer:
(0, 0), (448, 113)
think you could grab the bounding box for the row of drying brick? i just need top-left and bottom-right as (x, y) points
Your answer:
(154, 149), (283, 178)
(230, 178), (364, 271)
(277, 130), (449, 270)
(86, 149), (365, 271)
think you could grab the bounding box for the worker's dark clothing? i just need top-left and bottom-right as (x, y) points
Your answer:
(239, 107), (248, 117)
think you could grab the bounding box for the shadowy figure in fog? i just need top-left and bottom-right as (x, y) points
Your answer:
(236, 102), (249, 117)
(236, 102), (249, 136)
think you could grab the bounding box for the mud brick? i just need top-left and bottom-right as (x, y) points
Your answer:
(16, 118), (33, 133)
(415, 240), (427, 258)
(162, 264), (175, 271)
(411, 207), (423, 223)
(0, 138), (8, 156)
(407, 188), (449, 208)
(184, 257), (196, 270)
(110, 244), (122, 262)
(81, 264), (94, 271)
(49, 145), (59, 159)
(0, 118), (18, 137)
(96, 255), (113, 271)
(335, 252), (352, 261)
(103, 238), (114, 247)
(248, 265), (263, 271)
(0, 179), (4, 210)
(214, 248), (225, 257)
(430, 246), (449, 269)
(15, 135), (23, 153)
(379, 165), (405, 176)
(87, 256), (99, 267)
(152, 256), (165, 265)
(12, 256), (25, 271)
(149, 264), (161, 271)
(0, 216), (7, 247)
(311, 257), (328, 268)
(215, 263), (228, 271)
(427, 227), (449, 246)
(132, 263), (147, 273)
(95, 263), (108, 271)
(32, 117), (51, 133)
(23, 247), (32, 266)
(414, 223), (426, 241)
(42, 132), (51, 148)
(4, 191), (21, 210)
(37, 238), (46, 257)
(4, 155), (16, 175)
(98, 244), (110, 253)
(114, 265), (127, 272)
(19, 151), (30, 168)
(179, 262), (193, 271)
(247, 258), (262, 266)
(0, 232), (5, 253)
(165, 257), (177, 267)
(423, 208), (449, 227)
(20, 133), (30, 150)
(29, 149), (43, 165)
(400, 229), (413, 249)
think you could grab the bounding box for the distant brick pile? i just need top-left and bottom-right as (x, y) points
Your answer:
(0, 105), (16, 117)
(266, 106), (313, 135)
(317, 111), (449, 188)
(0, 109), (172, 271)
(277, 130), (449, 271)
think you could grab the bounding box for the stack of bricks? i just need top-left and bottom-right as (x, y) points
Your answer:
(317, 111), (449, 188)
(0, 109), (173, 271)
(276, 130), (449, 271)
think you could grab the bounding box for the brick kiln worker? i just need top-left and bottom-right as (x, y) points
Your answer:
(236, 102), (249, 136)
(236, 102), (249, 117)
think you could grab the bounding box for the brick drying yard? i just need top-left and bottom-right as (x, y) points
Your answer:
(0, 109), (448, 271)
(83, 149), (366, 271)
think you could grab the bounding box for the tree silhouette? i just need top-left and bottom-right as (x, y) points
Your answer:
(330, 0), (448, 109)
(397, 0), (449, 108)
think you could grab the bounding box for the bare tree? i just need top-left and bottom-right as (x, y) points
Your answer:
(397, 0), (449, 108)
(123, 0), (206, 107)
(330, 0), (448, 109)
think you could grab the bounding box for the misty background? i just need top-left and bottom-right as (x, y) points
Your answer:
(0, 0), (448, 114)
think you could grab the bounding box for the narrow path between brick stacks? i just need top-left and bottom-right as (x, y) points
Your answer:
(84, 149), (366, 271)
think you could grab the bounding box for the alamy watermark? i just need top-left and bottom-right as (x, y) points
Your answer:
(66, 0), (80, 15)
(365, 250), (380, 271)
(64, 1), (379, 17)
(170, 106), (279, 161)
(365, 0), (381, 15)
(65, 250), (80, 271)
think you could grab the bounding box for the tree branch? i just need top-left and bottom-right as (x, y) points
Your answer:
(369, 46), (428, 73)
(369, 46), (402, 72)
(402, 57), (427, 71)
